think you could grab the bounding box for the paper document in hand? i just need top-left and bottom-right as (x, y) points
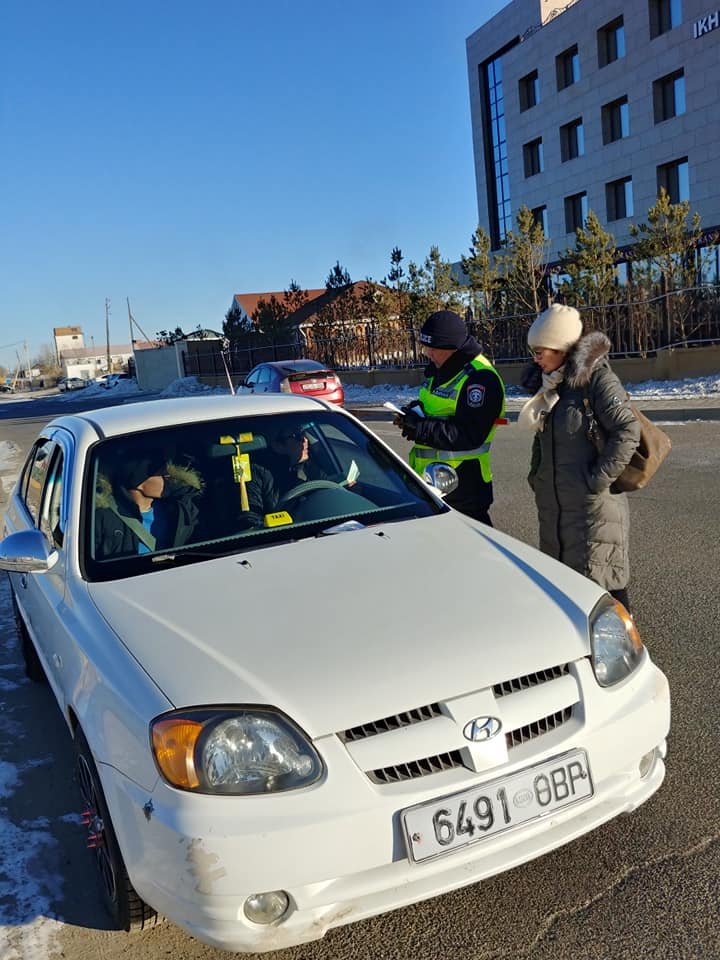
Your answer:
(345, 459), (360, 485)
(383, 401), (425, 417)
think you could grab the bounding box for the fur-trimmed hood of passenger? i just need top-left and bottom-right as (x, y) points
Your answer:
(520, 331), (612, 393)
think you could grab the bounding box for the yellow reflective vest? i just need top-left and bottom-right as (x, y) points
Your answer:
(409, 354), (506, 484)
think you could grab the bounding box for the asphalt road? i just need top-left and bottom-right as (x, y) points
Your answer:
(0, 393), (719, 960)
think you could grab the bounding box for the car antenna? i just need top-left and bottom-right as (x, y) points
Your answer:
(220, 338), (236, 396)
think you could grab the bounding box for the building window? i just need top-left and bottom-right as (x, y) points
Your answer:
(598, 17), (625, 67)
(606, 177), (634, 220)
(602, 96), (630, 143)
(650, 0), (682, 38)
(653, 70), (685, 122)
(565, 192), (588, 232)
(560, 118), (584, 161)
(556, 45), (580, 90)
(519, 69), (539, 111)
(483, 55), (512, 247)
(657, 157), (689, 202)
(531, 205), (549, 234)
(523, 138), (544, 177)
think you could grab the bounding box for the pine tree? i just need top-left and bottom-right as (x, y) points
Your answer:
(222, 302), (254, 344)
(253, 295), (293, 345)
(557, 209), (617, 335)
(283, 279), (310, 317)
(461, 225), (500, 356)
(497, 206), (549, 318)
(326, 261), (352, 290)
(383, 246), (408, 324)
(629, 189), (707, 344)
(423, 245), (464, 313)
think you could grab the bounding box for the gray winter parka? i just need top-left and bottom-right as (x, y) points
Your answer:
(523, 332), (641, 590)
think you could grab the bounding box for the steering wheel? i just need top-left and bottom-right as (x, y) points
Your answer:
(278, 480), (344, 505)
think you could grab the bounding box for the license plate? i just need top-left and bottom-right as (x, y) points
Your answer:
(402, 749), (593, 863)
(301, 381), (324, 391)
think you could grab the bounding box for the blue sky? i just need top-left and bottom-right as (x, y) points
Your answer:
(1, 0), (507, 362)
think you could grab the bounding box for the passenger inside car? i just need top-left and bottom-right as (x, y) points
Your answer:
(93, 453), (204, 558)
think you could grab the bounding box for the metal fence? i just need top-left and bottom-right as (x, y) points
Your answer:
(183, 286), (720, 378)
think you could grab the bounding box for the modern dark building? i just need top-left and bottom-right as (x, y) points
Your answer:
(466, 0), (720, 277)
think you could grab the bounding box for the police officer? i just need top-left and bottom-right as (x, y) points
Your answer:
(394, 310), (505, 525)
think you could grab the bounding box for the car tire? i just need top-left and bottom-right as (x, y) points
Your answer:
(74, 728), (159, 932)
(11, 591), (47, 683)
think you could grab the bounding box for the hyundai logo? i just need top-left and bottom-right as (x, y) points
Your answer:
(463, 716), (502, 742)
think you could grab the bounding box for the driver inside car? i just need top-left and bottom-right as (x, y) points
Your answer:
(266, 427), (332, 496)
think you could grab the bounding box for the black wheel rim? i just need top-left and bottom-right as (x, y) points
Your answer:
(77, 753), (118, 905)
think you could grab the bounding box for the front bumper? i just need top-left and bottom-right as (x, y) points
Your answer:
(101, 658), (670, 953)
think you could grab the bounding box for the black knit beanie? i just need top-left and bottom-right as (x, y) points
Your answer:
(117, 456), (167, 490)
(419, 310), (467, 349)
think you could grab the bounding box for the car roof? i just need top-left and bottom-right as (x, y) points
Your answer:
(50, 394), (338, 440)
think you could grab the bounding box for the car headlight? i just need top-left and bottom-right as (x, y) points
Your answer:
(589, 598), (644, 687)
(150, 708), (323, 795)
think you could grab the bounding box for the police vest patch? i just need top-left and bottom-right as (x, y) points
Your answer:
(467, 384), (485, 407)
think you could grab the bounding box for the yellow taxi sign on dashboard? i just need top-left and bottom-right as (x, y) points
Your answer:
(264, 511), (293, 527)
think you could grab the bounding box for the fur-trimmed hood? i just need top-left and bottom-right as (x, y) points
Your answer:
(520, 331), (612, 394)
(564, 331), (612, 388)
(95, 462), (203, 510)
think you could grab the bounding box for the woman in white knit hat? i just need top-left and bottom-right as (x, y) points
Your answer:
(518, 304), (640, 611)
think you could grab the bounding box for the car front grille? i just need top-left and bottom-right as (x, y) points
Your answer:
(505, 706), (573, 749)
(493, 663), (570, 698)
(340, 703), (443, 744)
(338, 662), (580, 785)
(367, 750), (465, 785)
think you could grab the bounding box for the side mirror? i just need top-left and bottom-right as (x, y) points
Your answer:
(0, 529), (59, 574)
(422, 462), (459, 498)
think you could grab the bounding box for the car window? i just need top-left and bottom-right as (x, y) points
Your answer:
(83, 411), (442, 581)
(40, 449), (65, 547)
(256, 367), (272, 385)
(21, 440), (57, 525)
(245, 370), (259, 387)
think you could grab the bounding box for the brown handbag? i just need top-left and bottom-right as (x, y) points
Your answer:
(583, 394), (672, 493)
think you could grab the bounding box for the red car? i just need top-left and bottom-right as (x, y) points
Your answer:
(242, 359), (344, 405)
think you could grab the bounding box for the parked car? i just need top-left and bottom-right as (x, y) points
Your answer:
(57, 376), (87, 391)
(0, 395), (669, 953)
(0, 382), (15, 394)
(103, 372), (132, 388)
(242, 359), (344, 404)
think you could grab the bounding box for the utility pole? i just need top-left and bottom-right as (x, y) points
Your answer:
(105, 298), (111, 372)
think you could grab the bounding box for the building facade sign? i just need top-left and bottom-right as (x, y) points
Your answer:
(694, 11), (720, 37)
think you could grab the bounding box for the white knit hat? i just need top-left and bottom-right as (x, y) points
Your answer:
(527, 304), (583, 352)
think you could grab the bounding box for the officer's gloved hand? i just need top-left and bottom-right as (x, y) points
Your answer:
(400, 408), (422, 441)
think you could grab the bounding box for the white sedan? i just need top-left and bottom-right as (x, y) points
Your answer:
(0, 395), (670, 953)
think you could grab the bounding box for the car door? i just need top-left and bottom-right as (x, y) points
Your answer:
(255, 366), (273, 393)
(244, 367), (260, 392)
(9, 434), (72, 703)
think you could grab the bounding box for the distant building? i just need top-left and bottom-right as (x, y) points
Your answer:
(232, 290), (326, 327)
(53, 325), (85, 361)
(231, 282), (380, 334)
(60, 343), (155, 381)
(466, 0), (720, 274)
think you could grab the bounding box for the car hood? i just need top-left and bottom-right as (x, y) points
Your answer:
(86, 513), (603, 739)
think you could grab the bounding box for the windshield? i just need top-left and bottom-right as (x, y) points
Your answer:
(84, 410), (442, 581)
